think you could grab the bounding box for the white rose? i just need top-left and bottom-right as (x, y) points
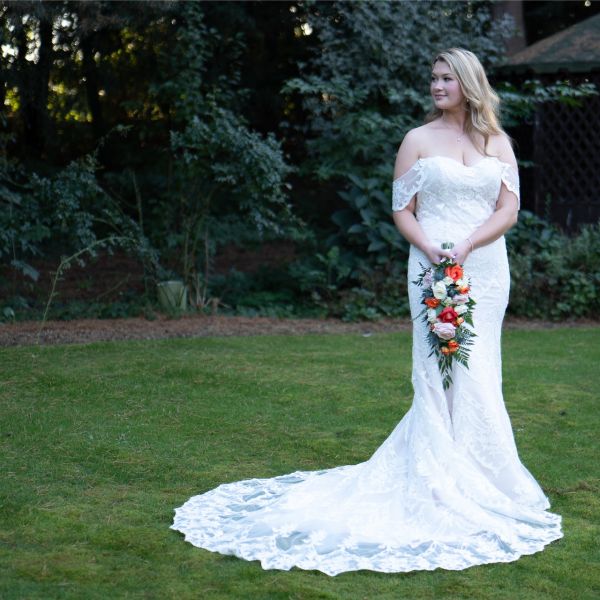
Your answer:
(455, 304), (468, 315)
(455, 278), (466, 288)
(443, 297), (453, 306)
(443, 276), (454, 286)
(427, 309), (437, 323)
(432, 281), (447, 300)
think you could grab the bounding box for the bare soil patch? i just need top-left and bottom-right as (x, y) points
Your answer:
(1, 314), (597, 348)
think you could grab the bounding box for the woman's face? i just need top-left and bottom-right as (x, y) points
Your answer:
(430, 60), (465, 111)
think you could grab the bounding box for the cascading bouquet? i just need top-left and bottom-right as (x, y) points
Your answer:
(413, 242), (476, 389)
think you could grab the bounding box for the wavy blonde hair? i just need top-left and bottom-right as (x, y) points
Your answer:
(425, 48), (504, 154)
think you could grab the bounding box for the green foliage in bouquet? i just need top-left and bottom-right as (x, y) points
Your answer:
(414, 244), (477, 389)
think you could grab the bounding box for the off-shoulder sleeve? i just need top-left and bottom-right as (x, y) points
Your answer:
(392, 160), (424, 212)
(499, 162), (520, 209)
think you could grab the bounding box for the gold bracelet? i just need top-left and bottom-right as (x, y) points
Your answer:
(467, 237), (474, 252)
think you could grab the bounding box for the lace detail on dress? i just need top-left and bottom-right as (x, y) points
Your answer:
(392, 160), (424, 211)
(499, 163), (520, 209)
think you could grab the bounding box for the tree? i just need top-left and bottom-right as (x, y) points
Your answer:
(0, 1), (297, 313)
(282, 0), (513, 269)
(139, 2), (296, 306)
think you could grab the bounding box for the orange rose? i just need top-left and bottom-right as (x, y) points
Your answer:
(444, 264), (464, 282)
(441, 346), (451, 355)
(447, 340), (459, 353)
(424, 297), (440, 308)
(458, 286), (470, 294)
(455, 317), (464, 326)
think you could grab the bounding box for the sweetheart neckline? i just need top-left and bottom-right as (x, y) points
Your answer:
(418, 155), (503, 169)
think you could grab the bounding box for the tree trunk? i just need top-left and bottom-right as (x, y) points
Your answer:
(492, 0), (526, 55)
(81, 33), (105, 139)
(17, 14), (53, 159)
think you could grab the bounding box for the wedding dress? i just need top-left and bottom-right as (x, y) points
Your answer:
(171, 155), (563, 575)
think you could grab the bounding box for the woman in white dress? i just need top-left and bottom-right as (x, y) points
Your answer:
(171, 48), (563, 575)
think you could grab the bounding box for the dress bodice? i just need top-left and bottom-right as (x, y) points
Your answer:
(392, 156), (519, 241)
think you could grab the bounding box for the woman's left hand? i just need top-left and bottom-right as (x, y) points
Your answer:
(451, 239), (473, 265)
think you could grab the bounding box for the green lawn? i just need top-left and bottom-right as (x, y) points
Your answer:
(1, 329), (599, 600)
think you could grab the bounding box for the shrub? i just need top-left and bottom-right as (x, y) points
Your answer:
(506, 211), (600, 319)
(0, 153), (154, 281)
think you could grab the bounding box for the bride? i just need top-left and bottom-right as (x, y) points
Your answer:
(171, 48), (563, 575)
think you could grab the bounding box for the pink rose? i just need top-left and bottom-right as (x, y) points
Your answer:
(452, 294), (469, 305)
(422, 269), (434, 289)
(432, 322), (456, 340)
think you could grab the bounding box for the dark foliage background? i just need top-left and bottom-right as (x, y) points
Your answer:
(0, 0), (597, 322)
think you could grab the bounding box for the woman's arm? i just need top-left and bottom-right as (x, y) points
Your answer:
(392, 130), (454, 264)
(451, 135), (520, 265)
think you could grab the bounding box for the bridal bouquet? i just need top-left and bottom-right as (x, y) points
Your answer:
(413, 243), (476, 389)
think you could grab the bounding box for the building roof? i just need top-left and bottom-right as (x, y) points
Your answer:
(504, 12), (600, 74)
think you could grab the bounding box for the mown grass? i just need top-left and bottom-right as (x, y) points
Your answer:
(1, 328), (599, 599)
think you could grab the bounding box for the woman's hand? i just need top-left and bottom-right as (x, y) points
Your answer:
(423, 243), (455, 265)
(450, 239), (473, 265)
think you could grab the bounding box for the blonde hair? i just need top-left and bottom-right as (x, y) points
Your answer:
(425, 48), (504, 154)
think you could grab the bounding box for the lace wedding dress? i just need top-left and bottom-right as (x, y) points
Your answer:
(171, 155), (563, 575)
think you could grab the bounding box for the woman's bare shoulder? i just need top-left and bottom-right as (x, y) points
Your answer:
(398, 123), (439, 157)
(403, 121), (441, 142)
(488, 132), (517, 166)
(488, 131), (512, 147)
(395, 125), (431, 177)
